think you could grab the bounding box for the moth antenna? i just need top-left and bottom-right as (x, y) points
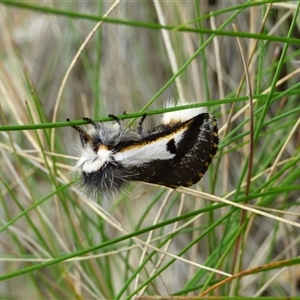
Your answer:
(138, 113), (147, 136)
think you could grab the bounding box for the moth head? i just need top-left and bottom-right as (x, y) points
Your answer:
(69, 122), (113, 173)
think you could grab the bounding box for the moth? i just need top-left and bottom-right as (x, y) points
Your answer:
(69, 101), (219, 199)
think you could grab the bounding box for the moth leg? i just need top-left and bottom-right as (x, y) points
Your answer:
(138, 113), (147, 136)
(108, 114), (122, 126)
(67, 118), (91, 145)
(82, 117), (94, 125)
(108, 114), (125, 139)
(82, 117), (103, 132)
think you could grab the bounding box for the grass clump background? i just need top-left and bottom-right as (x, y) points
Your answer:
(0, 1), (300, 298)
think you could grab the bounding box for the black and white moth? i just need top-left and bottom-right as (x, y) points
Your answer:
(69, 101), (219, 198)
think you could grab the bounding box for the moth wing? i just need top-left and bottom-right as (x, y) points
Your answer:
(113, 125), (188, 166)
(114, 113), (218, 188)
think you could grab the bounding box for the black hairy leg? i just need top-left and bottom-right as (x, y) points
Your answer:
(138, 113), (147, 136)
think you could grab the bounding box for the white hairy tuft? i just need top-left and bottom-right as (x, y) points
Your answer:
(162, 99), (207, 125)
